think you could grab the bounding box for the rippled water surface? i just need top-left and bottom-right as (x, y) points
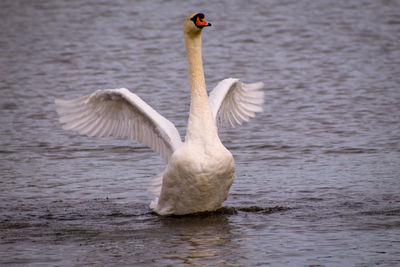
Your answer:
(1, 0), (400, 266)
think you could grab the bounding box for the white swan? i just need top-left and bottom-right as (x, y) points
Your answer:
(55, 13), (264, 215)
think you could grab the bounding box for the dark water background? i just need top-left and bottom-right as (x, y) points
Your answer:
(1, 0), (400, 266)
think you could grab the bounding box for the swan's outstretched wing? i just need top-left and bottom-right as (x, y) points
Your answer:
(209, 78), (265, 128)
(55, 88), (182, 162)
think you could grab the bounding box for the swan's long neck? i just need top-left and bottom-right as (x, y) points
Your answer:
(184, 32), (217, 143)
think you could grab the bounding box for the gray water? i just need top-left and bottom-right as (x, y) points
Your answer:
(1, 0), (400, 266)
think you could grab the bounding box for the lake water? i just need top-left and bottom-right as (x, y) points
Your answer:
(1, 0), (400, 266)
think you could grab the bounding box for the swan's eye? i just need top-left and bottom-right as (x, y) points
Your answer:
(190, 13), (211, 29)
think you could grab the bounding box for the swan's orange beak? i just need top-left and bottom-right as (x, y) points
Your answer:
(195, 17), (211, 28)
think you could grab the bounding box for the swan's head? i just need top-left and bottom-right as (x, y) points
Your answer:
(184, 13), (211, 36)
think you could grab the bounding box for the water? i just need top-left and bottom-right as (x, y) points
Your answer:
(1, 0), (400, 266)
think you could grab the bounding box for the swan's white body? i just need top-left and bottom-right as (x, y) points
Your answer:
(55, 13), (264, 215)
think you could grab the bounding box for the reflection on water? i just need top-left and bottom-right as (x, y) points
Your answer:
(1, 0), (400, 266)
(161, 215), (236, 266)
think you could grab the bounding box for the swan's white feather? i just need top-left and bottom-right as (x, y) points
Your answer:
(55, 88), (182, 162)
(147, 168), (166, 196)
(209, 78), (265, 128)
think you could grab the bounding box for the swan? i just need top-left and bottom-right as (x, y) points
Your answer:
(55, 13), (264, 215)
